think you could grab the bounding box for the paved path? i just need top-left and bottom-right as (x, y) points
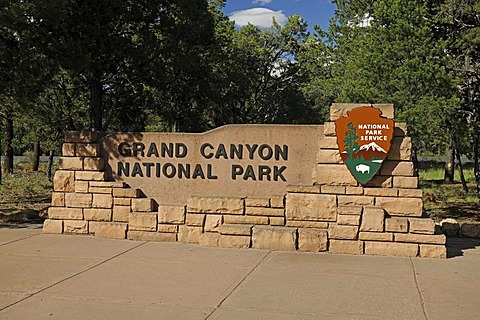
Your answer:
(0, 225), (479, 320)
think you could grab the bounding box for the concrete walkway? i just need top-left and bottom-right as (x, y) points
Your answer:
(0, 225), (479, 320)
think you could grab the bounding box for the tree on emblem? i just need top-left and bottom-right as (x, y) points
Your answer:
(344, 122), (359, 159)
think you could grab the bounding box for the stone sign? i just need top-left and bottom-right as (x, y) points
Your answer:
(43, 103), (448, 259)
(102, 125), (323, 205)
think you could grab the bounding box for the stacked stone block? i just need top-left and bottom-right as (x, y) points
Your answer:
(44, 131), (163, 241)
(44, 104), (447, 259)
(294, 103), (446, 258)
(179, 195), (295, 250)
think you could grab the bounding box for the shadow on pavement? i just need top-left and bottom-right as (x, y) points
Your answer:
(447, 237), (480, 258)
(0, 222), (43, 230)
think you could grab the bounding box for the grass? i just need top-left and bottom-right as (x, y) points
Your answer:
(419, 161), (479, 222)
(0, 162), (56, 210)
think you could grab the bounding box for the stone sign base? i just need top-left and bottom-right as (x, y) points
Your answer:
(43, 104), (447, 258)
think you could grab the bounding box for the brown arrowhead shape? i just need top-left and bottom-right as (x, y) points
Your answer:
(335, 106), (394, 184)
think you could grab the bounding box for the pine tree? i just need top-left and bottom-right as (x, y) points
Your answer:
(344, 122), (359, 158)
(316, 0), (460, 155)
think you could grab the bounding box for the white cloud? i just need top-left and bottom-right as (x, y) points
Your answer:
(252, 0), (273, 4)
(229, 8), (288, 28)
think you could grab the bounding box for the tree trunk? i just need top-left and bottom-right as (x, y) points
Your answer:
(444, 145), (455, 183)
(0, 137), (2, 184)
(90, 70), (103, 131)
(47, 150), (54, 181)
(475, 120), (480, 202)
(412, 147), (419, 177)
(476, 144), (480, 203)
(2, 110), (14, 174)
(454, 147), (468, 193)
(32, 139), (41, 171)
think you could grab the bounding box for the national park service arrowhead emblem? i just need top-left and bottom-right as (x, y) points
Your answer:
(335, 106), (394, 184)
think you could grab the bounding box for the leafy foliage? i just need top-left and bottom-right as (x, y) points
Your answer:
(203, 14), (319, 128)
(311, 0), (461, 154)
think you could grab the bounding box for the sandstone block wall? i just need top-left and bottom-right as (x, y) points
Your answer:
(44, 104), (447, 258)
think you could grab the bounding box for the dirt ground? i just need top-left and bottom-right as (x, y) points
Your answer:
(0, 195), (50, 225)
(430, 203), (480, 223)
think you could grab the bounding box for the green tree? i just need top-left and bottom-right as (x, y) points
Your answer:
(137, 0), (217, 132)
(436, 0), (480, 199)
(31, 0), (217, 132)
(315, 0), (460, 157)
(296, 26), (336, 122)
(344, 122), (359, 158)
(31, 0), (144, 131)
(0, 0), (53, 174)
(204, 13), (319, 127)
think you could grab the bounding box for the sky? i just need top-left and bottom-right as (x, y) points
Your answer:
(221, 0), (337, 32)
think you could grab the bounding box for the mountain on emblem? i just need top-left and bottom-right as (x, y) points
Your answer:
(359, 142), (387, 153)
(335, 107), (394, 184)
